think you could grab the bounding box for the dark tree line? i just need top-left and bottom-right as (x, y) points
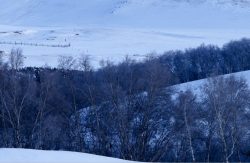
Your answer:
(0, 38), (250, 162)
(160, 38), (250, 83)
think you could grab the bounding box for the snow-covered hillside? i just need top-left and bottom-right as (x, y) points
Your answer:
(0, 148), (135, 163)
(0, 0), (249, 67)
(173, 70), (250, 99)
(0, 0), (250, 27)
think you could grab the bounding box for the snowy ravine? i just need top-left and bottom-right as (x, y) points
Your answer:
(0, 0), (249, 67)
(0, 148), (137, 163)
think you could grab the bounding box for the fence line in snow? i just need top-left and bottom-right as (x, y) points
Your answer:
(0, 41), (71, 48)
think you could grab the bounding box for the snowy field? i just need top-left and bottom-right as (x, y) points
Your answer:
(0, 25), (250, 67)
(0, 148), (136, 163)
(0, 0), (249, 67)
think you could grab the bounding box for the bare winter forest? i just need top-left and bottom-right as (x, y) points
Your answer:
(1, 0), (250, 162)
(1, 39), (250, 162)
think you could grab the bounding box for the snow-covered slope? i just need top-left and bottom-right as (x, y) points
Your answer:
(0, 0), (119, 26)
(0, 148), (135, 163)
(111, 0), (250, 28)
(173, 70), (250, 99)
(0, 0), (250, 28)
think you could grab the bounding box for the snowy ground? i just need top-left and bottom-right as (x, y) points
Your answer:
(0, 0), (249, 67)
(0, 25), (249, 67)
(173, 70), (250, 99)
(0, 148), (136, 163)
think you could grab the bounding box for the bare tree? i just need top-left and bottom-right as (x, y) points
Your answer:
(175, 90), (197, 162)
(9, 48), (24, 70)
(203, 75), (250, 162)
(0, 72), (35, 147)
(57, 56), (77, 70)
(78, 54), (92, 72)
(31, 70), (53, 149)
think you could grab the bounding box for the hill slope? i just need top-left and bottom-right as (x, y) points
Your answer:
(173, 70), (250, 99)
(0, 0), (250, 28)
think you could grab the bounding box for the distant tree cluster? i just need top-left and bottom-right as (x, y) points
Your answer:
(0, 38), (250, 162)
(159, 38), (250, 83)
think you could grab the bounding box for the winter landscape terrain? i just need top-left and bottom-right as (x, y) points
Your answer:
(174, 70), (250, 97)
(1, 0), (250, 162)
(0, 148), (136, 163)
(0, 69), (249, 163)
(1, 69), (250, 163)
(0, 0), (250, 67)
